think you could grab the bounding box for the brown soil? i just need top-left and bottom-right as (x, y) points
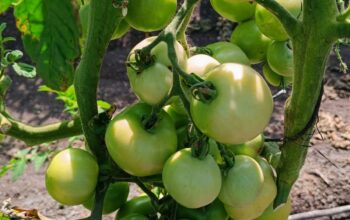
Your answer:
(1, 1), (350, 219)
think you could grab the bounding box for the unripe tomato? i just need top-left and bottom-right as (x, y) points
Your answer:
(186, 54), (220, 77)
(219, 155), (264, 207)
(163, 105), (189, 129)
(231, 20), (272, 64)
(226, 134), (264, 158)
(255, 197), (292, 220)
(83, 182), (129, 214)
(190, 63), (273, 145)
(119, 214), (149, 220)
(167, 96), (187, 116)
(210, 0), (256, 22)
(116, 196), (154, 219)
(125, 0), (177, 32)
(255, 0), (302, 41)
(111, 19), (130, 40)
(267, 41), (294, 77)
(127, 37), (187, 105)
(205, 199), (229, 220)
(105, 103), (177, 177)
(163, 148), (222, 208)
(45, 148), (98, 205)
(176, 199), (228, 220)
(206, 42), (250, 65)
(263, 64), (292, 87)
(224, 157), (277, 220)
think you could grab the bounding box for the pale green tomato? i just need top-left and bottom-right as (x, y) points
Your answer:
(190, 63), (274, 145)
(206, 42), (250, 65)
(45, 148), (98, 205)
(267, 41), (294, 77)
(167, 96), (187, 115)
(116, 196), (154, 219)
(226, 134), (264, 158)
(176, 199), (228, 220)
(224, 157), (277, 220)
(255, 0), (302, 41)
(219, 155), (264, 207)
(186, 54), (220, 76)
(163, 148), (222, 208)
(127, 37), (187, 105)
(163, 105), (189, 129)
(255, 197), (292, 220)
(210, 0), (256, 22)
(231, 20), (272, 64)
(263, 64), (292, 87)
(105, 103), (177, 177)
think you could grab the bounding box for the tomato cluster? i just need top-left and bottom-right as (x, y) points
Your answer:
(44, 0), (299, 219)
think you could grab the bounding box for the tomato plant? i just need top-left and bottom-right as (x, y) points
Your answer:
(0, 0), (348, 219)
(45, 148), (99, 205)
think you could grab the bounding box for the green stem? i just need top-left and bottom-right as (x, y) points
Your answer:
(176, 3), (197, 56)
(0, 115), (82, 146)
(74, 0), (123, 162)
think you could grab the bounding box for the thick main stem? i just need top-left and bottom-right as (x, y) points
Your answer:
(274, 0), (339, 207)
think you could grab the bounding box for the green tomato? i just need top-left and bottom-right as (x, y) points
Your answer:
(255, 197), (292, 220)
(105, 103), (177, 177)
(190, 63), (274, 145)
(127, 37), (187, 105)
(255, 0), (302, 41)
(167, 96), (187, 116)
(267, 40), (294, 77)
(263, 64), (292, 87)
(226, 134), (264, 158)
(186, 54), (220, 77)
(83, 182), (129, 214)
(163, 148), (222, 208)
(45, 148), (98, 205)
(116, 196), (155, 219)
(206, 41), (250, 65)
(224, 157), (277, 220)
(163, 105), (189, 129)
(210, 0), (256, 22)
(125, 0), (177, 32)
(176, 199), (228, 220)
(111, 19), (130, 40)
(119, 214), (149, 220)
(231, 20), (272, 64)
(219, 155), (264, 207)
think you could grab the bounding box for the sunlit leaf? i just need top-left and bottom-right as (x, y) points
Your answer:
(97, 100), (112, 110)
(11, 158), (27, 181)
(14, 0), (80, 91)
(12, 62), (37, 78)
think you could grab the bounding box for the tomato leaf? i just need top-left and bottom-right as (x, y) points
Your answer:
(12, 62), (36, 78)
(0, 0), (14, 14)
(14, 0), (80, 91)
(97, 100), (111, 110)
(11, 158), (27, 181)
(32, 152), (48, 172)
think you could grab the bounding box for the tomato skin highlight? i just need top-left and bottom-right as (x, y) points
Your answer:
(206, 42), (250, 65)
(267, 40), (294, 77)
(45, 148), (99, 205)
(163, 148), (222, 209)
(219, 155), (264, 207)
(186, 54), (220, 77)
(125, 0), (177, 32)
(105, 103), (177, 177)
(83, 182), (129, 214)
(255, 0), (302, 41)
(190, 63), (274, 145)
(231, 20), (272, 64)
(116, 196), (155, 219)
(210, 0), (256, 22)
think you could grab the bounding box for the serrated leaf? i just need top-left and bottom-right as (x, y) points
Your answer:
(11, 158), (27, 181)
(15, 0), (80, 91)
(12, 62), (36, 78)
(0, 0), (14, 14)
(32, 152), (48, 172)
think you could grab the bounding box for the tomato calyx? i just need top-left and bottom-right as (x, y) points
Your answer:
(217, 143), (235, 174)
(190, 80), (217, 103)
(126, 49), (156, 74)
(190, 134), (211, 160)
(112, 0), (128, 10)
